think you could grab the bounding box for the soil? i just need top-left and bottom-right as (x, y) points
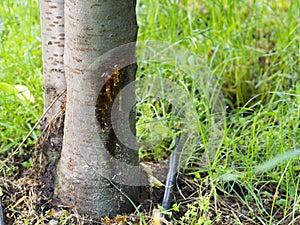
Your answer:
(1, 145), (299, 225)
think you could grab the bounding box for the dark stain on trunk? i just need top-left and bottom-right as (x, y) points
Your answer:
(96, 66), (123, 158)
(95, 62), (138, 163)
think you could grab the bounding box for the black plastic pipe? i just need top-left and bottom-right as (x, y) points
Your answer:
(0, 197), (5, 225)
(161, 133), (181, 213)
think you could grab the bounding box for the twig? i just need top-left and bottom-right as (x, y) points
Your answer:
(0, 89), (66, 167)
(107, 178), (144, 222)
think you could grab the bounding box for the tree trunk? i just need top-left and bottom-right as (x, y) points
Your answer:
(54, 0), (139, 216)
(35, 0), (66, 202)
(40, 0), (66, 115)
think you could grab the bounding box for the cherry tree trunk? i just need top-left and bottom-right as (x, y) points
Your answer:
(53, 0), (139, 216)
(36, 0), (66, 202)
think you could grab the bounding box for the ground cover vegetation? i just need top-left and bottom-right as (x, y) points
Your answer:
(0, 0), (300, 224)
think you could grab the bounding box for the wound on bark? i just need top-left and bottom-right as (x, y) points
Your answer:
(96, 66), (125, 158)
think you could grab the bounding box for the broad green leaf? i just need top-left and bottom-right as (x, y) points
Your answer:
(0, 82), (34, 103)
(14, 84), (35, 102)
(0, 82), (16, 95)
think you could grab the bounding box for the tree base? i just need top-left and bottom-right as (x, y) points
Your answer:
(34, 107), (65, 209)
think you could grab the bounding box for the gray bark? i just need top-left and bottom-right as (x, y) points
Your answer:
(54, 0), (139, 216)
(36, 0), (66, 202)
(40, 0), (66, 117)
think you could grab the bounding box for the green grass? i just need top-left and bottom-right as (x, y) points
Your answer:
(0, 0), (42, 151)
(1, 0), (300, 224)
(137, 0), (300, 106)
(136, 0), (300, 224)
